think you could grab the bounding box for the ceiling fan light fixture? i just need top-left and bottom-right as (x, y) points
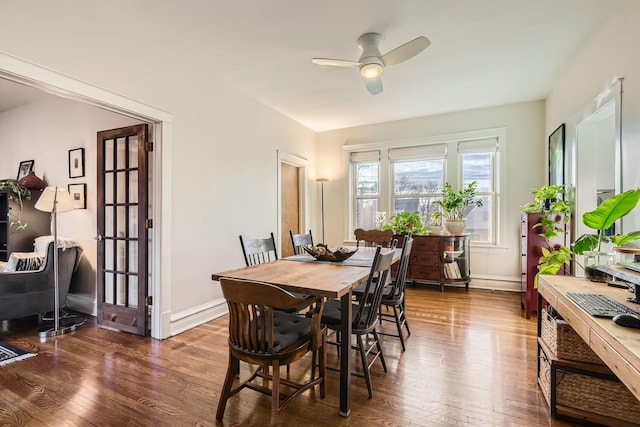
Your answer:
(360, 63), (382, 79)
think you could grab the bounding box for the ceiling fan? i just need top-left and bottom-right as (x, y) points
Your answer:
(312, 32), (431, 95)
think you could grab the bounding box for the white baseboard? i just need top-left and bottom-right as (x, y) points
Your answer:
(66, 294), (96, 316)
(169, 298), (228, 336)
(469, 276), (520, 292)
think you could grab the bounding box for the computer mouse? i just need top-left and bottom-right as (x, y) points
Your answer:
(612, 313), (640, 329)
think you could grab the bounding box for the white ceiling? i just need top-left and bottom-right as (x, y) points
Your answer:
(0, 0), (612, 132)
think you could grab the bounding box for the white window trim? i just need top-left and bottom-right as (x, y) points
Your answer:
(343, 128), (507, 246)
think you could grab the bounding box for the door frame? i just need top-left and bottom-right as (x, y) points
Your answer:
(0, 51), (172, 339)
(276, 150), (308, 256)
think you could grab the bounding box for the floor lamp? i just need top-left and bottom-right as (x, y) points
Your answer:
(316, 178), (329, 243)
(35, 186), (75, 338)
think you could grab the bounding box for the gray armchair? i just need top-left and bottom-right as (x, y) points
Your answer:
(0, 242), (81, 321)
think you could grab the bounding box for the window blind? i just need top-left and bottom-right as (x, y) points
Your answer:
(388, 144), (447, 161)
(458, 138), (498, 154)
(350, 150), (380, 163)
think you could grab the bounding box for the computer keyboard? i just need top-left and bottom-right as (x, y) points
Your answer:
(566, 293), (638, 318)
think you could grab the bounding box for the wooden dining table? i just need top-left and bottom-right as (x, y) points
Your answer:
(211, 247), (400, 417)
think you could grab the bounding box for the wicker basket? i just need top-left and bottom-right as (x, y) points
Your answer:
(538, 347), (552, 405)
(541, 307), (603, 364)
(539, 346), (640, 424)
(556, 370), (640, 424)
(538, 351), (640, 425)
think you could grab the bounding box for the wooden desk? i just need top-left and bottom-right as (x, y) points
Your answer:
(211, 248), (400, 417)
(537, 275), (640, 401)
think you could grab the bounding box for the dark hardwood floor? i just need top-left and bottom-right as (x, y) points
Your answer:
(0, 286), (577, 426)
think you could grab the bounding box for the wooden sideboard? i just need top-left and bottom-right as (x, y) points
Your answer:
(396, 234), (470, 291)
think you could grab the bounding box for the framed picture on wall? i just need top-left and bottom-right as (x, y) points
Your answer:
(69, 148), (85, 178)
(16, 160), (34, 180)
(68, 183), (86, 209)
(548, 123), (565, 186)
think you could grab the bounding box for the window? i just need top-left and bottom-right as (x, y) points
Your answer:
(459, 139), (497, 244)
(351, 151), (380, 230)
(390, 145), (446, 227)
(347, 133), (502, 245)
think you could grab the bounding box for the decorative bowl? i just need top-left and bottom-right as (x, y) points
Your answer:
(303, 244), (357, 262)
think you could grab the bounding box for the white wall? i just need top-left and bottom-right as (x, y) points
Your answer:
(317, 101), (546, 290)
(546, 0), (640, 233)
(0, 6), (318, 337)
(0, 97), (142, 312)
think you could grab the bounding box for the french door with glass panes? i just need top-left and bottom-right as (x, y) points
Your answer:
(96, 124), (150, 336)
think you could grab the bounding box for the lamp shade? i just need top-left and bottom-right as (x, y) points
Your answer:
(35, 186), (74, 213)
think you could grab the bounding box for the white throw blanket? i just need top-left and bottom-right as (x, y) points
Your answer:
(34, 235), (82, 252)
(33, 235), (84, 270)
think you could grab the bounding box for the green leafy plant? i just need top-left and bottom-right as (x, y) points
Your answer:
(379, 211), (426, 235)
(533, 188), (640, 286)
(429, 211), (442, 226)
(520, 184), (573, 287)
(435, 181), (483, 220)
(572, 188), (640, 255)
(522, 184), (572, 214)
(0, 179), (32, 230)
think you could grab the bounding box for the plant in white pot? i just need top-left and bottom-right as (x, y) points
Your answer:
(435, 181), (483, 235)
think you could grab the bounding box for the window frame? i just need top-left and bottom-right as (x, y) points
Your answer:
(344, 129), (506, 247)
(350, 150), (382, 231)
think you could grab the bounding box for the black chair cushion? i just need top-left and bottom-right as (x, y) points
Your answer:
(248, 311), (311, 353)
(319, 299), (373, 330)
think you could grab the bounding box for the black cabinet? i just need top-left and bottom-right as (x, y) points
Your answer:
(0, 189), (50, 261)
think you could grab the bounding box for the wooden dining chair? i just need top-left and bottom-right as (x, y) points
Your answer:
(289, 230), (314, 255)
(239, 232), (278, 266)
(318, 246), (394, 399)
(354, 228), (394, 248)
(216, 278), (327, 426)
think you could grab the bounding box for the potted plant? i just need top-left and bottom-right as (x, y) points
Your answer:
(379, 211), (426, 235)
(571, 188), (640, 281)
(520, 184), (572, 284)
(0, 179), (32, 230)
(435, 181), (483, 234)
(536, 188), (640, 284)
(522, 184), (571, 213)
(427, 211), (443, 234)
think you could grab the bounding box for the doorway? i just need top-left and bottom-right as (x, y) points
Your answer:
(277, 151), (307, 256)
(0, 52), (171, 338)
(280, 162), (300, 258)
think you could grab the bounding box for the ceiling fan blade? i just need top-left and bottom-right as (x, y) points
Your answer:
(381, 36), (431, 66)
(364, 76), (383, 95)
(312, 58), (361, 68)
